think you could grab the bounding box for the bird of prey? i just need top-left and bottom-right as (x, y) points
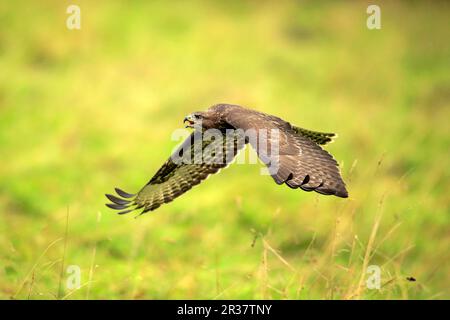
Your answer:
(105, 104), (348, 215)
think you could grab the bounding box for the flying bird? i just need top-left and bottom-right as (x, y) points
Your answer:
(105, 104), (348, 215)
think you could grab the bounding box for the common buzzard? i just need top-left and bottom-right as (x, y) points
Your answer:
(105, 104), (348, 215)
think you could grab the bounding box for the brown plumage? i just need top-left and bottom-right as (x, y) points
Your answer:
(105, 104), (348, 215)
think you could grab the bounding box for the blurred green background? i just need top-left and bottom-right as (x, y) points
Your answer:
(0, 0), (449, 299)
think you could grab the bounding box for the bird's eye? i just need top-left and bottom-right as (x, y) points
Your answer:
(194, 114), (201, 119)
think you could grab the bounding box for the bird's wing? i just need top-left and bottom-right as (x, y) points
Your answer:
(224, 109), (348, 198)
(105, 130), (245, 215)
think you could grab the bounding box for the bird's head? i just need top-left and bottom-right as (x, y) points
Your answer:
(183, 110), (218, 130)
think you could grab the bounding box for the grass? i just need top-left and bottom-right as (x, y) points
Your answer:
(0, 0), (449, 299)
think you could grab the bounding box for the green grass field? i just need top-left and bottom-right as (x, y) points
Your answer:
(0, 0), (449, 299)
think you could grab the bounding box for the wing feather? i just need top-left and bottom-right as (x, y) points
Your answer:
(105, 130), (245, 215)
(223, 106), (348, 198)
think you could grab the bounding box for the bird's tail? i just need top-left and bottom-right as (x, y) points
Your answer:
(292, 126), (337, 145)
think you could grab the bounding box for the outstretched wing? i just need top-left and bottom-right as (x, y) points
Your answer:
(105, 130), (245, 215)
(224, 108), (348, 198)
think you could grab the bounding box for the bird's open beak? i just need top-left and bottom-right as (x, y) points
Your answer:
(184, 114), (195, 128)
